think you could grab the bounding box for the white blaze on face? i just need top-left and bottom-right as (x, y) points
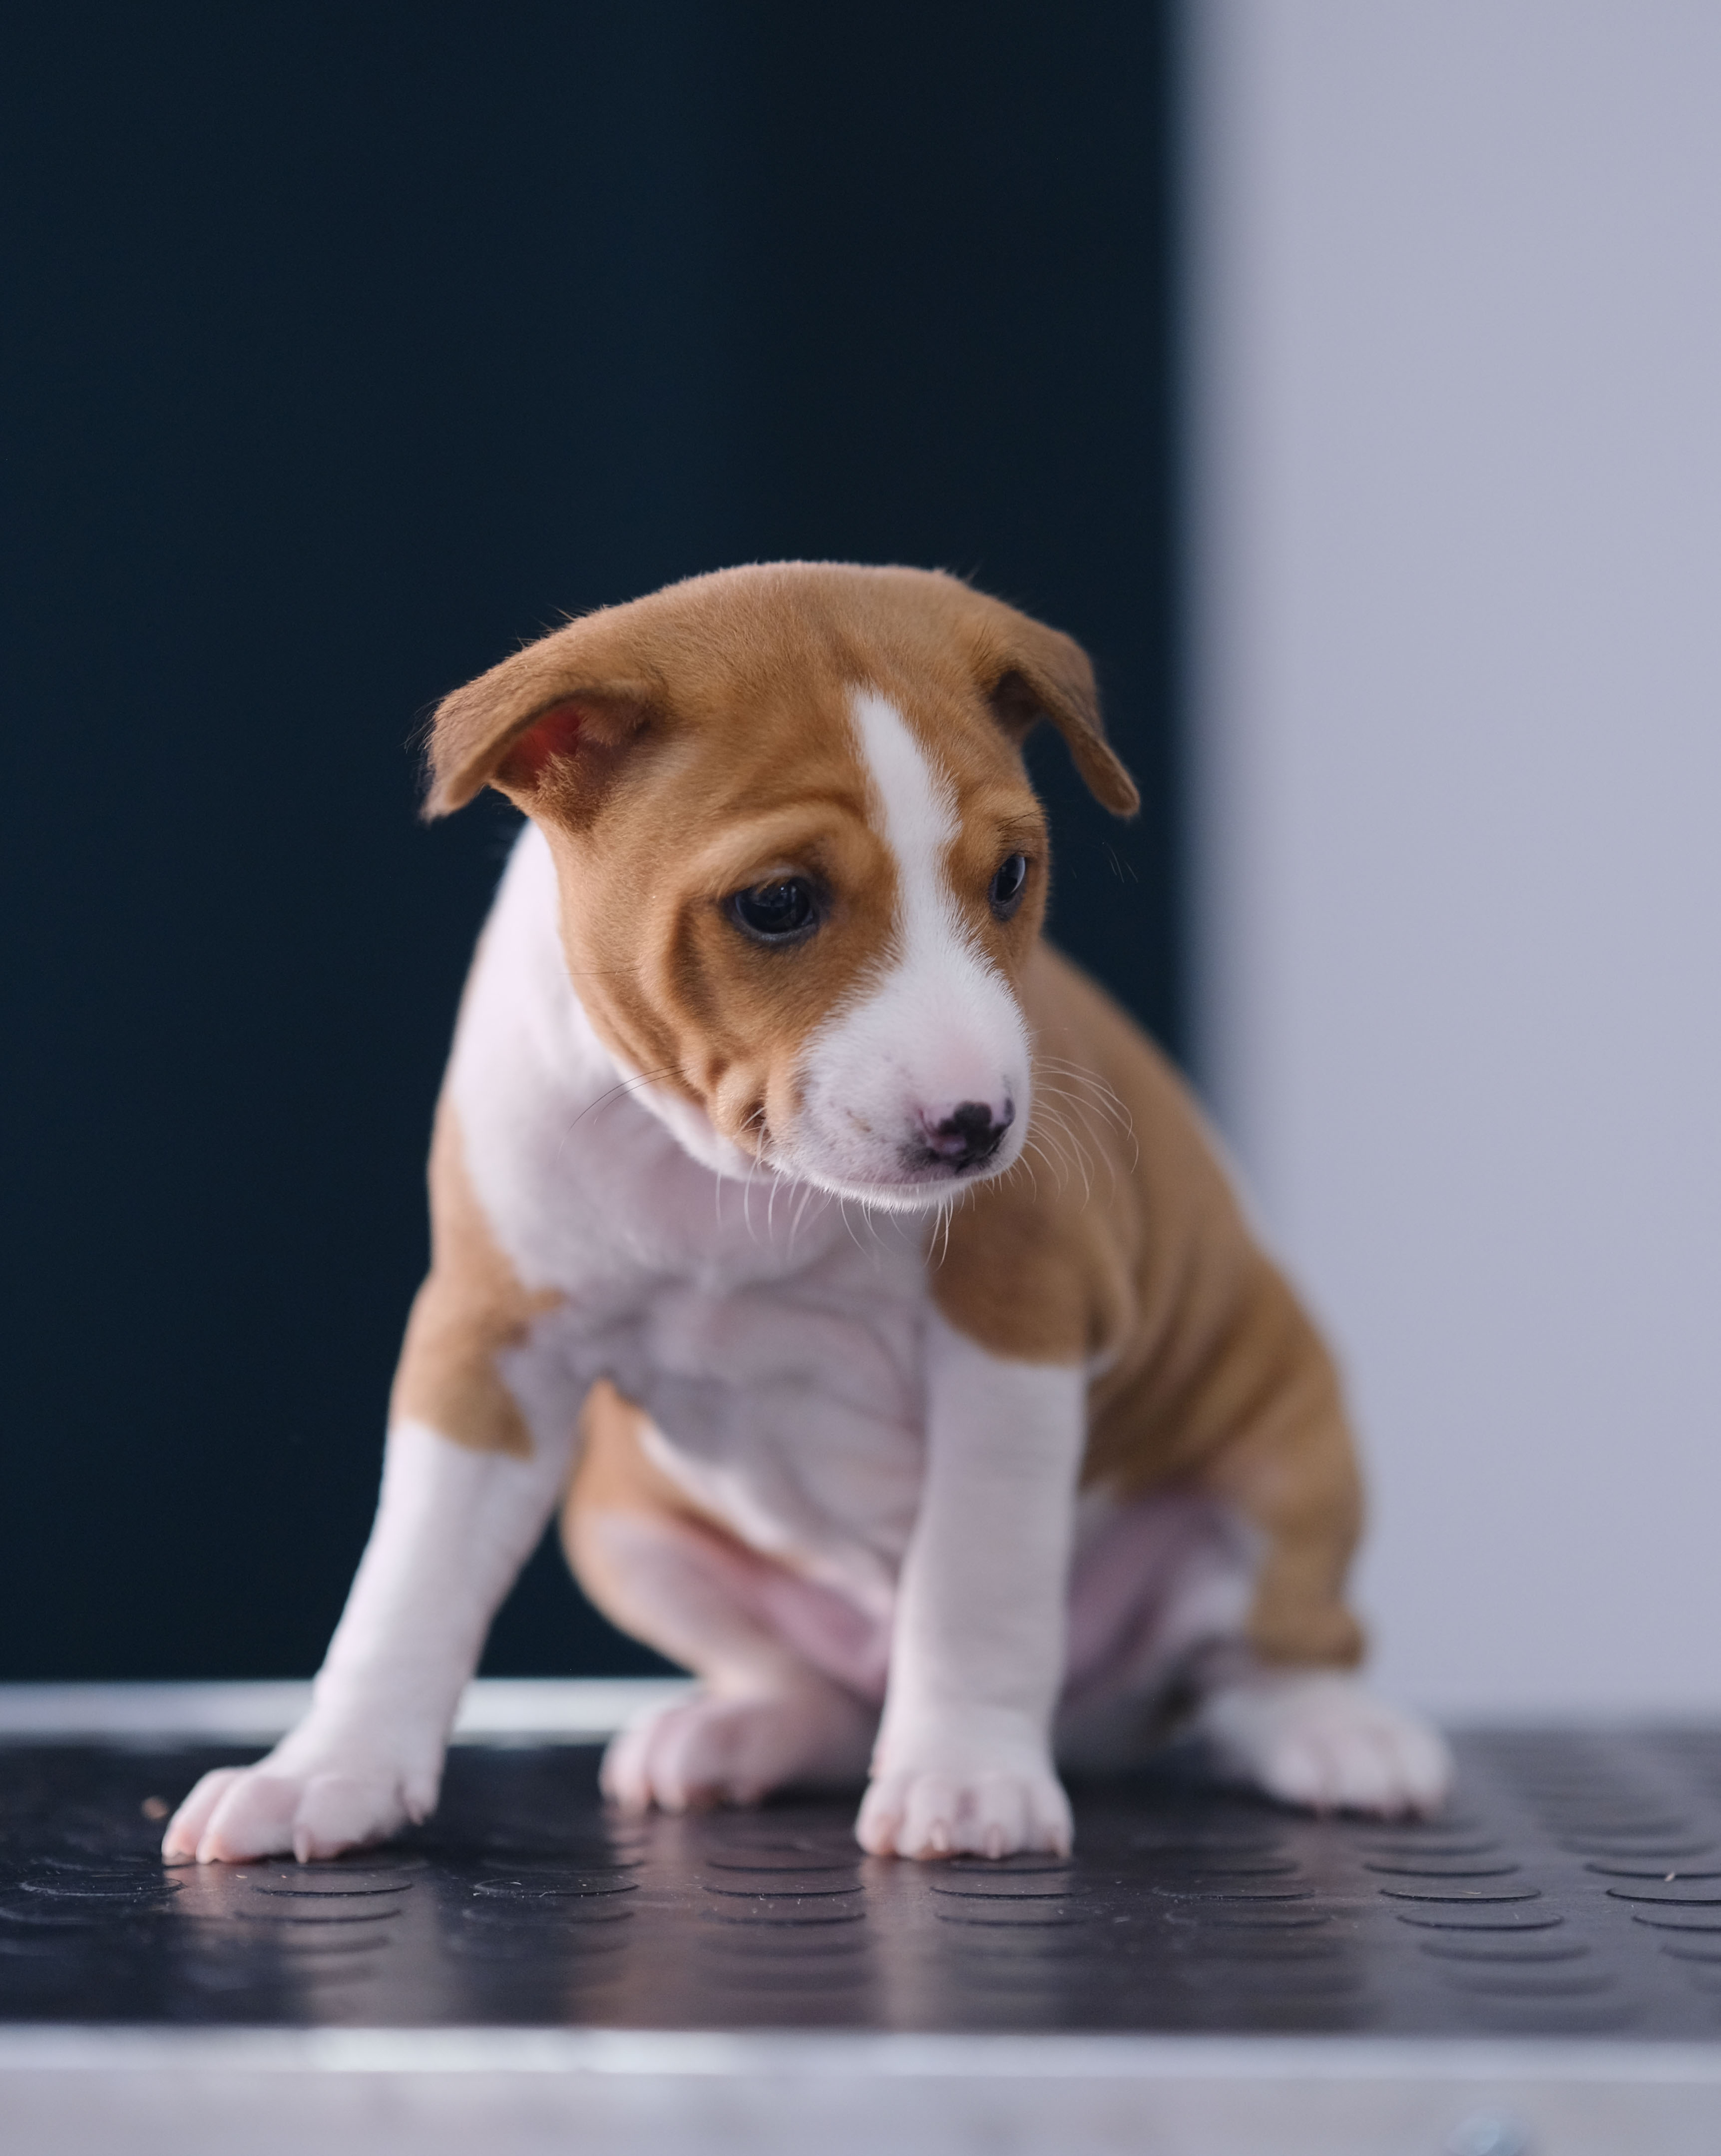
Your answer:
(783, 689), (1031, 1208)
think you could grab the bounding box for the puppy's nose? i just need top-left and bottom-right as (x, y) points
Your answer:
(922, 1098), (1014, 1171)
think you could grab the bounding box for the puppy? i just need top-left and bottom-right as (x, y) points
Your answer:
(166, 563), (1449, 1866)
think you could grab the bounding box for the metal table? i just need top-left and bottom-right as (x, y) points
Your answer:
(1, 1683), (1718, 2153)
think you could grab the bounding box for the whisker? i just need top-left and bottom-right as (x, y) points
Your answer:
(741, 1155), (758, 1243)
(1038, 1100), (1096, 1184)
(1036, 1080), (1130, 1156)
(557, 1066), (680, 1161)
(1020, 1133), (1065, 1193)
(791, 1180), (817, 1246)
(930, 1197), (953, 1271)
(1028, 1102), (1081, 1182)
(1037, 1103), (1095, 1205)
(1044, 1095), (1124, 1200)
(1003, 1150), (1040, 1203)
(1034, 1056), (1137, 1149)
(1034, 1056), (1132, 1120)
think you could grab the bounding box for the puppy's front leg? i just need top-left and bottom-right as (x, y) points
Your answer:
(163, 1416), (574, 1863)
(858, 1312), (1085, 1860)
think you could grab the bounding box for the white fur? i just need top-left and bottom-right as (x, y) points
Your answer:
(166, 799), (1447, 1867)
(1197, 1671), (1453, 1818)
(165, 1418), (574, 1862)
(776, 691), (1030, 1206)
(858, 1312), (1084, 1858)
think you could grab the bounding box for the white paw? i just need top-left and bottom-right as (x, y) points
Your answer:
(600, 1685), (874, 1814)
(1198, 1671), (1452, 1818)
(857, 1729), (1073, 1861)
(162, 1729), (439, 1865)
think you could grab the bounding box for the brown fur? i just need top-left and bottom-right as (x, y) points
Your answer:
(390, 1097), (560, 1458)
(405, 563), (1363, 1673)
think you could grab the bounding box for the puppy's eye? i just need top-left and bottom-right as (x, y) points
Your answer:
(989, 853), (1029, 920)
(730, 878), (818, 944)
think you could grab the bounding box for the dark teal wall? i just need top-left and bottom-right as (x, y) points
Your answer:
(0, 2), (1181, 1677)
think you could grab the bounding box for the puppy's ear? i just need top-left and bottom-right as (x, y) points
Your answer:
(422, 634), (655, 819)
(979, 621), (1140, 818)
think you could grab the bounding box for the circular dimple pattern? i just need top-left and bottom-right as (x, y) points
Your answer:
(1560, 1836), (1715, 1859)
(701, 1896), (865, 1927)
(267, 1933), (394, 1957)
(936, 1906), (1087, 1940)
(1586, 1860), (1721, 1881)
(704, 1876), (859, 1899)
(1394, 1911), (1565, 1932)
(252, 1882), (416, 1900)
(1153, 1887), (1314, 1908)
(1378, 1886), (1541, 1905)
(930, 1877), (1077, 1902)
(37, 1856), (176, 1878)
(6, 1733), (1721, 2036)
(1164, 1908), (1332, 1932)
(256, 1856), (430, 1876)
(231, 1907), (405, 1927)
(1419, 1939), (1591, 1964)
(471, 1876), (638, 1901)
(1363, 1860), (1521, 1879)
(20, 1875), (180, 1902)
(461, 1898), (633, 1929)
(704, 1855), (859, 1876)
(474, 1843), (637, 1868)
(1358, 1838), (1501, 1858)
(1609, 1884), (1721, 1908)
(941, 1854), (1079, 1876)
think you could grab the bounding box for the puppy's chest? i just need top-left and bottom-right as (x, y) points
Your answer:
(503, 1127), (933, 1566)
(602, 1242), (929, 1562)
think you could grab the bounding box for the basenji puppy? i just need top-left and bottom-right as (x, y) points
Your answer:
(166, 563), (1449, 1866)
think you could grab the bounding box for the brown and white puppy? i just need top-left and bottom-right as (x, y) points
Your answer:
(165, 563), (1449, 1866)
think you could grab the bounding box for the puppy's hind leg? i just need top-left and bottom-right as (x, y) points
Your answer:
(1056, 1491), (1451, 1816)
(1195, 1670), (1452, 1818)
(567, 1388), (879, 1815)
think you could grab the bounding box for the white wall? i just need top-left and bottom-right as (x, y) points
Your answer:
(1189, 0), (1721, 1714)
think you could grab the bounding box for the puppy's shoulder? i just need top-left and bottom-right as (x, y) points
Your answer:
(932, 942), (1208, 1367)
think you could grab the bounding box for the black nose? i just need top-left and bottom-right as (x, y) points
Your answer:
(925, 1099), (1014, 1171)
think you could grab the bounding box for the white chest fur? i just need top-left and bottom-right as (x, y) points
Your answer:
(448, 826), (932, 1599)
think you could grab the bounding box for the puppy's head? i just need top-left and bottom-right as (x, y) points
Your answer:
(426, 564), (1137, 1210)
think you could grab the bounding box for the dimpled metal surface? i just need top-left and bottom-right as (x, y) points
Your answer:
(3, 1731), (1721, 2037)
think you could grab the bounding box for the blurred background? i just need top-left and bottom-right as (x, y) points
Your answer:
(1, 3), (1715, 1716)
